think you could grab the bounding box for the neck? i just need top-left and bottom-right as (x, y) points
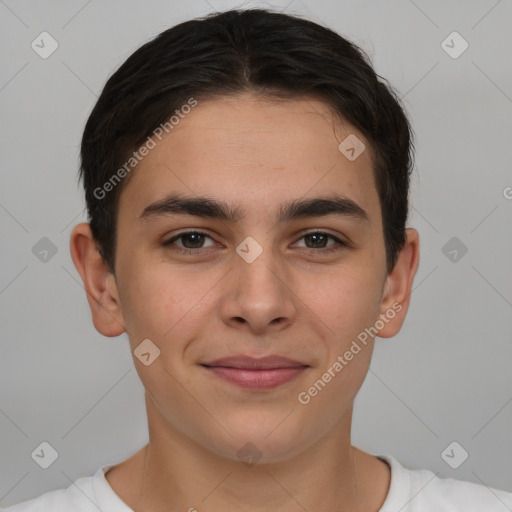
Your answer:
(106, 396), (390, 512)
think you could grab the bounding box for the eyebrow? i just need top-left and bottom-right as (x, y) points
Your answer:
(138, 193), (370, 225)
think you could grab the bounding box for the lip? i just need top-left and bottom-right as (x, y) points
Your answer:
(201, 356), (308, 390)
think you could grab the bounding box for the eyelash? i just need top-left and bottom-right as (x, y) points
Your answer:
(163, 230), (348, 255)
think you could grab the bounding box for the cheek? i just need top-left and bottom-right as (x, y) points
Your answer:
(118, 263), (215, 353)
(316, 270), (382, 395)
(115, 262), (174, 342)
(297, 275), (379, 414)
(307, 266), (382, 340)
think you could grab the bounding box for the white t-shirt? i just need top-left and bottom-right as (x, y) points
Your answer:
(3, 454), (512, 511)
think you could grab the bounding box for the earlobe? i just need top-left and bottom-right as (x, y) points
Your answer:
(376, 228), (420, 338)
(69, 223), (126, 337)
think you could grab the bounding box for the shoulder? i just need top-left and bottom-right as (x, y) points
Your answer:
(379, 454), (512, 512)
(1, 463), (126, 512)
(1, 476), (94, 512)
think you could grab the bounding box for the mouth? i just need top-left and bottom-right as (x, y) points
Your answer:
(200, 356), (309, 390)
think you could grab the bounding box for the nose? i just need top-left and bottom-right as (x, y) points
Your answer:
(219, 244), (297, 335)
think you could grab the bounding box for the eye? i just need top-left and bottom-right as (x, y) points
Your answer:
(163, 230), (348, 255)
(163, 231), (217, 252)
(294, 231), (348, 253)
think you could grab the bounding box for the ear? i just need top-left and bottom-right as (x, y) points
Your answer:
(69, 223), (126, 337)
(376, 228), (420, 338)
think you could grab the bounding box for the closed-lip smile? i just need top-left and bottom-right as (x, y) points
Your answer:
(201, 355), (309, 390)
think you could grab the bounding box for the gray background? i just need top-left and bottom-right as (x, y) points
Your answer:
(1, 0), (511, 507)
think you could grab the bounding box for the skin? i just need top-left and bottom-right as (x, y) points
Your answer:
(70, 93), (420, 512)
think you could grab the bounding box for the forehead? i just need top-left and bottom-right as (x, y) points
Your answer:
(118, 94), (381, 226)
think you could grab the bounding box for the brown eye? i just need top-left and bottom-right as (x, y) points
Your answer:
(164, 231), (216, 251)
(304, 232), (329, 248)
(178, 232), (206, 249)
(294, 232), (348, 253)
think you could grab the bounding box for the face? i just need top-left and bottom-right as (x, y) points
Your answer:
(80, 94), (416, 463)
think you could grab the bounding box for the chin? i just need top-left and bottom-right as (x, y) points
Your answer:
(203, 415), (311, 465)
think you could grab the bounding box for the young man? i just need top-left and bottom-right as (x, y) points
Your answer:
(5, 8), (512, 512)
